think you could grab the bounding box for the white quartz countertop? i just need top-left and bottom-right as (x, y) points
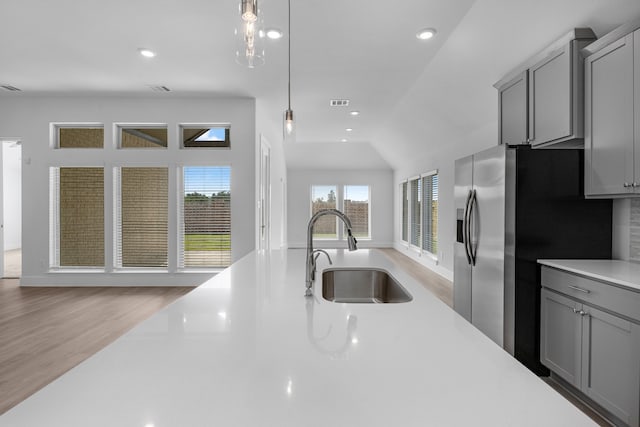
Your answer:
(538, 259), (640, 292)
(2, 249), (596, 426)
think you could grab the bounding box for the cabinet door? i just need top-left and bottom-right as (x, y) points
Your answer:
(498, 71), (528, 146)
(529, 44), (571, 146)
(540, 289), (582, 388)
(581, 305), (640, 426)
(585, 34), (635, 196)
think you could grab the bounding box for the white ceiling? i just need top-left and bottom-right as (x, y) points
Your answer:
(2, 0), (640, 170)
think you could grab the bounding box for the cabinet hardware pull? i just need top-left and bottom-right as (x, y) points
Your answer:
(633, 182), (639, 188)
(579, 310), (589, 317)
(572, 308), (580, 314)
(568, 285), (590, 294)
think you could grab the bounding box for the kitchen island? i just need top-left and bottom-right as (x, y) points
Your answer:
(1, 249), (596, 426)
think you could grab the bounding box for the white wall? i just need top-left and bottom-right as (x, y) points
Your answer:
(0, 96), (259, 286)
(287, 168), (394, 248)
(392, 124), (497, 281)
(2, 142), (21, 250)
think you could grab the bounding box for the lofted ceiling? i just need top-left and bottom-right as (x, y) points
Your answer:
(1, 0), (640, 171)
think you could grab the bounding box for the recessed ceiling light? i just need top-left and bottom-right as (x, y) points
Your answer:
(341, 138), (348, 142)
(138, 48), (156, 58)
(345, 128), (353, 132)
(416, 28), (437, 40)
(265, 28), (283, 39)
(350, 111), (360, 116)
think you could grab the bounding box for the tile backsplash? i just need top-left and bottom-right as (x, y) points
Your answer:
(631, 199), (640, 262)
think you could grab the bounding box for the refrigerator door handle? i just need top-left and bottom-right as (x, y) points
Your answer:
(468, 189), (478, 266)
(463, 189), (473, 265)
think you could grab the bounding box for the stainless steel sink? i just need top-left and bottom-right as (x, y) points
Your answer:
(321, 268), (413, 303)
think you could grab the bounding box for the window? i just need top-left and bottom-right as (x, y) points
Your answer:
(50, 167), (104, 268)
(410, 178), (421, 247)
(54, 125), (104, 148)
(311, 185), (338, 239)
(422, 174), (438, 254)
(401, 171), (439, 256)
(401, 182), (408, 242)
(115, 167), (168, 268)
(310, 185), (371, 240)
(181, 125), (230, 148)
(118, 125), (168, 149)
(179, 166), (231, 269)
(343, 185), (370, 239)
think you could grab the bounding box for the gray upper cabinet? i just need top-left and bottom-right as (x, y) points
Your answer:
(495, 29), (596, 148)
(529, 43), (573, 146)
(584, 19), (640, 198)
(498, 71), (528, 146)
(584, 33), (636, 197)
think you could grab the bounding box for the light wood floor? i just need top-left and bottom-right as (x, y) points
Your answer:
(0, 279), (193, 415)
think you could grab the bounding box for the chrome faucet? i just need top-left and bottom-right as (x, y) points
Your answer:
(305, 209), (358, 296)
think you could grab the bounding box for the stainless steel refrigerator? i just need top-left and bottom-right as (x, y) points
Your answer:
(454, 144), (612, 375)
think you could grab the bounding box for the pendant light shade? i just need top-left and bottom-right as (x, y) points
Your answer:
(235, 0), (265, 68)
(283, 0), (295, 141)
(284, 108), (294, 136)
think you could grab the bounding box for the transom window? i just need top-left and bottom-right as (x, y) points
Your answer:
(54, 124), (104, 148)
(181, 125), (230, 148)
(117, 125), (168, 149)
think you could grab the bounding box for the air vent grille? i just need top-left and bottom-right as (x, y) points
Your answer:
(1, 85), (21, 92)
(330, 99), (350, 107)
(149, 85), (171, 92)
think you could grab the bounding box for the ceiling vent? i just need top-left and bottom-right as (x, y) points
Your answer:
(330, 99), (350, 107)
(149, 85), (171, 92)
(1, 85), (21, 92)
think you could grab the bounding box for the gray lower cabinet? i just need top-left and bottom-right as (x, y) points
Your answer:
(540, 289), (582, 387)
(582, 305), (640, 425)
(540, 268), (640, 426)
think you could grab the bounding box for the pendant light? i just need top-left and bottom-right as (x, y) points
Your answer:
(235, 0), (265, 68)
(283, 0), (295, 140)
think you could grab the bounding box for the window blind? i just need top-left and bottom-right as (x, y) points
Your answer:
(179, 166), (231, 268)
(422, 173), (438, 254)
(311, 185), (337, 239)
(119, 127), (168, 148)
(343, 185), (369, 239)
(50, 167), (104, 267)
(401, 182), (408, 242)
(410, 178), (421, 247)
(115, 167), (168, 268)
(58, 127), (104, 148)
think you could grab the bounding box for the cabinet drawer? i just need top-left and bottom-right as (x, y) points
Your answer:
(541, 266), (640, 322)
